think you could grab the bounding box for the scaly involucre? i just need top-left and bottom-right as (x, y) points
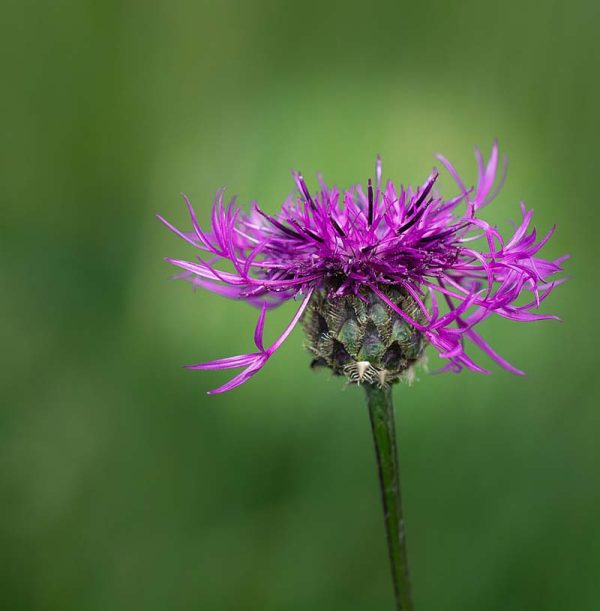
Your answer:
(159, 144), (566, 394)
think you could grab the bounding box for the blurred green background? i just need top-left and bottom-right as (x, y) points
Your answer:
(2, 0), (599, 609)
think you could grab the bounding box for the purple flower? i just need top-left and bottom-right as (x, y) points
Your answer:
(159, 144), (566, 394)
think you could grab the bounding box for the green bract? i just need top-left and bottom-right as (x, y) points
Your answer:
(303, 285), (427, 386)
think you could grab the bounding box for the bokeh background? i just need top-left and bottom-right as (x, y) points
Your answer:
(2, 0), (599, 609)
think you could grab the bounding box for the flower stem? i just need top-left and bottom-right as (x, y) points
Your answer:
(364, 384), (414, 611)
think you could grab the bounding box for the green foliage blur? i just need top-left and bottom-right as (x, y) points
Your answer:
(2, 0), (599, 609)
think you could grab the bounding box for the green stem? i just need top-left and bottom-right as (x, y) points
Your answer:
(365, 384), (414, 611)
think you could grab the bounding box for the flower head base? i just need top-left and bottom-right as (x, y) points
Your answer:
(159, 144), (566, 394)
(303, 283), (427, 387)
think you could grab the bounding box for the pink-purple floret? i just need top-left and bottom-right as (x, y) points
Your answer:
(159, 144), (566, 394)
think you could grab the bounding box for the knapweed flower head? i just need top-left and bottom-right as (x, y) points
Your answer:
(159, 144), (565, 394)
